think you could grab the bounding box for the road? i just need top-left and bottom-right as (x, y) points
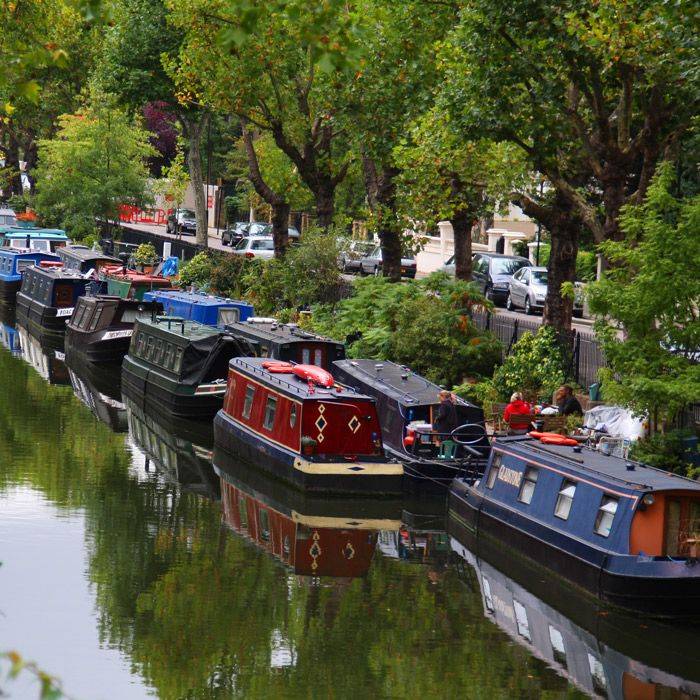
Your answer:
(123, 221), (596, 334)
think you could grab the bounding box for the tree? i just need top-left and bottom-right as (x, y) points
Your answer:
(34, 95), (155, 238)
(588, 164), (700, 431)
(395, 108), (527, 281)
(152, 142), (189, 236)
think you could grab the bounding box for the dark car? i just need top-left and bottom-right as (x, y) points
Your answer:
(471, 252), (531, 305)
(166, 208), (197, 236)
(359, 245), (417, 278)
(221, 221), (250, 247)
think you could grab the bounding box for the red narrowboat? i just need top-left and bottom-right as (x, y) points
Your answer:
(213, 357), (404, 495)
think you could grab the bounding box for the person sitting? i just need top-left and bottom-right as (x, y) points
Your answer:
(503, 392), (532, 434)
(555, 385), (583, 416)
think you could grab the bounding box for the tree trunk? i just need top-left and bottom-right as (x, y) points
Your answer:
(315, 183), (335, 231)
(362, 157), (401, 281)
(181, 112), (209, 248)
(5, 135), (22, 196)
(270, 201), (291, 257)
(450, 208), (473, 281)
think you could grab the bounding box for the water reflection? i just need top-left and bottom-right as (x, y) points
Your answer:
(448, 515), (700, 699)
(16, 323), (69, 385)
(68, 361), (127, 432)
(0, 305), (20, 356)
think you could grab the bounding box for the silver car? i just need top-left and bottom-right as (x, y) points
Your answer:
(359, 246), (417, 278)
(232, 235), (275, 259)
(507, 266), (583, 316)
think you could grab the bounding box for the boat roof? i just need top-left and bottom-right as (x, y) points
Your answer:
(0, 247), (58, 257)
(25, 266), (87, 281)
(136, 316), (222, 340)
(333, 358), (479, 408)
(231, 357), (373, 401)
(226, 319), (342, 345)
(146, 289), (252, 308)
(58, 245), (120, 263)
(497, 436), (700, 493)
(2, 228), (68, 238)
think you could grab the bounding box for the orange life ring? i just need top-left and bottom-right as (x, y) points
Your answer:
(539, 435), (579, 446)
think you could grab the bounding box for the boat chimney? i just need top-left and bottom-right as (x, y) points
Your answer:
(375, 363), (383, 372)
(572, 445), (582, 453)
(625, 463), (636, 471)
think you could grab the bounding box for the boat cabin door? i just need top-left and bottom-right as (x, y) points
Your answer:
(664, 498), (700, 556)
(54, 283), (73, 307)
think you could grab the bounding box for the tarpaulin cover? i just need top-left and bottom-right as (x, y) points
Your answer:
(179, 333), (254, 386)
(161, 256), (179, 277)
(583, 405), (646, 441)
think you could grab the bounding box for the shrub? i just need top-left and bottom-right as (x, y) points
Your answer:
(629, 429), (698, 478)
(490, 325), (570, 402)
(179, 251), (213, 289)
(209, 254), (251, 299)
(134, 242), (157, 265)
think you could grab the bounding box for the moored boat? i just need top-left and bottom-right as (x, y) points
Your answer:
(225, 318), (345, 369)
(143, 289), (254, 326)
(0, 248), (62, 303)
(333, 359), (490, 490)
(214, 357), (404, 495)
(102, 266), (174, 300)
(449, 434), (700, 616)
(16, 266), (95, 336)
(57, 244), (121, 275)
(121, 316), (253, 419)
(65, 294), (162, 364)
(1, 226), (69, 253)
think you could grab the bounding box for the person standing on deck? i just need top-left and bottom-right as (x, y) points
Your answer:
(434, 389), (459, 440)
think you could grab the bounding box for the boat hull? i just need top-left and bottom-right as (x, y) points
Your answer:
(0, 279), (20, 304)
(16, 293), (70, 336)
(391, 446), (485, 493)
(448, 479), (700, 617)
(65, 328), (133, 364)
(214, 410), (404, 496)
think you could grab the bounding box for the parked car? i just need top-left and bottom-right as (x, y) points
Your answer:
(166, 208), (197, 236)
(471, 252), (531, 305)
(232, 235), (275, 259)
(359, 246), (417, 278)
(0, 208), (16, 227)
(507, 266), (584, 316)
(258, 224), (301, 241)
(221, 221), (249, 247)
(337, 240), (376, 273)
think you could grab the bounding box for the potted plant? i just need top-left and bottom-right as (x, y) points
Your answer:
(301, 436), (317, 456)
(133, 243), (158, 273)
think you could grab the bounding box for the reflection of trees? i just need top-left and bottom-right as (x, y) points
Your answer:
(0, 349), (577, 698)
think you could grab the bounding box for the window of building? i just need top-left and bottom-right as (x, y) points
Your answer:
(263, 395), (277, 430)
(242, 385), (255, 419)
(594, 495), (619, 537)
(554, 480), (577, 520)
(486, 453), (502, 489)
(517, 466), (538, 504)
(289, 403), (297, 429)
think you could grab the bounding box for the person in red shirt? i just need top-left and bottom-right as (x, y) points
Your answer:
(503, 392), (532, 433)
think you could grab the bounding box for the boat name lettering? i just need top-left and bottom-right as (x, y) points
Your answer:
(497, 465), (522, 488)
(102, 329), (133, 340)
(55, 307), (74, 317)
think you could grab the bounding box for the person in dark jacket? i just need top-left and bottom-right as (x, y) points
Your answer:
(555, 385), (583, 416)
(433, 390), (459, 439)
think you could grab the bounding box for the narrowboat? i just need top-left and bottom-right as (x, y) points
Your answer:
(218, 456), (397, 578)
(143, 289), (254, 326)
(103, 267), (174, 301)
(68, 363), (127, 433)
(225, 318), (345, 369)
(449, 533), (700, 697)
(0, 248), (62, 303)
(121, 316), (253, 419)
(1, 227), (69, 253)
(65, 295), (162, 364)
(57, 245), (121, 275)
(449, 434), (700, 616)
(214, 357), (404, 495)
(333, 359), (490, 489)
(16, 266), (95, 335)
(126, 397), (218, 499)
(16, 323), (69, 385)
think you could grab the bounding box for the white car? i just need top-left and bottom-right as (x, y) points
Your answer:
(232, 235), (275, 259)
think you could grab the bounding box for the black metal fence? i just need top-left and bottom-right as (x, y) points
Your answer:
(111, 225), (204, 261)
(472, 311), (605, 389)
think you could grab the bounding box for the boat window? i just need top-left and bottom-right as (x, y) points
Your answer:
(314, 349), (323, 367)
(163, 343), (173, 369)
(301, 348), (310, 364)
(154, 338), (164, 364)
(548, 626), (567, 668)
(513, 600), (531, 641)
(258, 509), (271, 542)
(289, 403), (297, 429)
(517, 466), (538, 504)
(263, 395), (277, 430)
(486, 453), (502, 489)
(587, 653), (608, 696)
(88, 307), (103, 331)
(242, 385), (255, 419)
(72, 302), (87, 328)
(554, 480), (577, 520)
(594, 495), (619, 537)
(218, 307), (240, 325)
(172, 347), (184, 373)
(16, 260), (35, 273)
(145, 336), (155, 361)
(120, 308), (142, 324)
(282, 535), (291, 558)
(134, 332), (145, 356)
(482, 576), (494, 612)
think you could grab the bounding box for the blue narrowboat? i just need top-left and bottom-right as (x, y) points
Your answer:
(16, 266), (95, 336)
(0, 248), (61, 303)
(449, 434), (700, 616)
(1, 227), (69, 253)
(142, 289), (254, 326)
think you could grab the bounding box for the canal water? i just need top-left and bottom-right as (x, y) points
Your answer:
(0, 322), (698, 699)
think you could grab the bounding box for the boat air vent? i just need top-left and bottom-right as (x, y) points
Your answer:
(625, 463), (636, 471)
(572, 445), (582, 453)
(375, 363), (383, 372)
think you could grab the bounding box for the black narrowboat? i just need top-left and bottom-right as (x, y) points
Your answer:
(57, 244), (121, 275)
(65, 295), (162, 364)
(449, 531), (700, 697)
(16, 266), (94, 336)
(225, 318), (345, 369)
(121, 316), (253, 419)
(449, 434), (700, 616)
(214, 357), (404, 495)
(333, 359), (490, 489)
